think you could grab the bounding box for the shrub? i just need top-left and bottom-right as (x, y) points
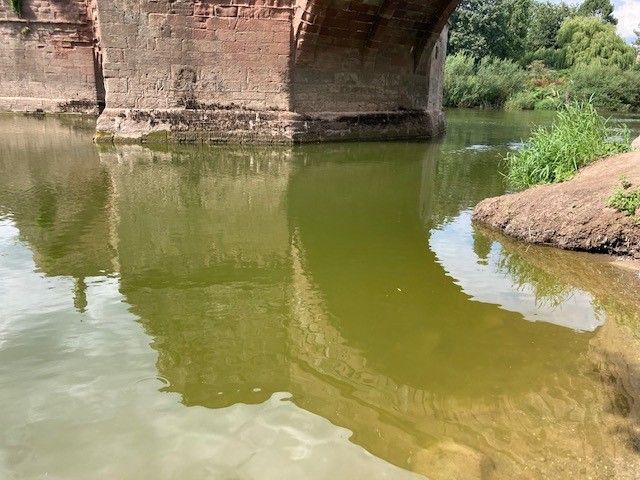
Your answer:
(505, 63), (567, 111)
(444, 54), (527, 109)
(505, 63), (640, 113)
(534, 96), (563, 110)
(506, 85), (565, 111)
(608, 178), (640, 223)
(475, 57), (528, 107)
(521, 47), (568, 70)
(527, 60), (559, 87)
(505, 101), (631, 189)
(566, 63), (640, 112)
(443, 54), (477, 107)
(505, 90), (539, 110)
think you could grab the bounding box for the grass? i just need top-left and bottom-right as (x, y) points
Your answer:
(505, 101), (631, 190)
(608, 177), (640, 224)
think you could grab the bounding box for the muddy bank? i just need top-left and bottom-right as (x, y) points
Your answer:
(473, 152), (640, 259)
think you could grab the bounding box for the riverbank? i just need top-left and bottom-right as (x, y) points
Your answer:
(473, 150), (640, 260)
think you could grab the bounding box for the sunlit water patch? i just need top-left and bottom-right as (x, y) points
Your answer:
(430, 210), (603, 331)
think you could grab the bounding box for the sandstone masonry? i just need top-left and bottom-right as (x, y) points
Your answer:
(1, 0), (457, 143)
(0, 0), (101, 113)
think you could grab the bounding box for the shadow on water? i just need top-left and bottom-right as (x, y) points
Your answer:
(1, 113), (640, 479)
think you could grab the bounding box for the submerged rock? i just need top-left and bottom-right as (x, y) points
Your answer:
(473, 152), (640, 259)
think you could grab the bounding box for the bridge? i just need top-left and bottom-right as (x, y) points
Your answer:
(0, 0), (459, 143)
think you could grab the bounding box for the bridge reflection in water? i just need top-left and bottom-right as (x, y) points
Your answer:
(1, 115), (639, 479)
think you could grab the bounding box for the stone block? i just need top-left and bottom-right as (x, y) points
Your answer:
(215, 6), (239, 17)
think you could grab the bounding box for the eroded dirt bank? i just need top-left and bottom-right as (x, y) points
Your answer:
(473, 152), (640, 259)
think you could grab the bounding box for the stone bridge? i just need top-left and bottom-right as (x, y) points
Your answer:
(0, 0), (458, 143)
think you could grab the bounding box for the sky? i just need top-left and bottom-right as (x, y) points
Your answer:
(551, 0), (639, 41)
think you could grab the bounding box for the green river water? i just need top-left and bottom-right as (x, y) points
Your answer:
(1, 111), (640, 479)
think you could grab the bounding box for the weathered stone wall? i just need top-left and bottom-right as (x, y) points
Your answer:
(97, 0), (292, 111)
(0, 0), (100, 113)
(95, 0), (295, 141)
(288, 23), (449, 142)
(292, 0), (452, 113)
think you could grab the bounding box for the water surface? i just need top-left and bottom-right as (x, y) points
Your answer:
(1, 111), (640, 479)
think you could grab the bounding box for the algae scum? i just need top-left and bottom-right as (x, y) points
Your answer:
(1, 110), (640, 479)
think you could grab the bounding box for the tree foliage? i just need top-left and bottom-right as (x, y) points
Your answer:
(448, 0), (511, 59)
(445, 0), (640, 112)
(577, 0), (617, 25)
(448, 0), (533, 61)
(526, 1), (575, 53)
(557, 16), (636, 70)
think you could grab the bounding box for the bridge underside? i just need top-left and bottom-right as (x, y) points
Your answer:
(0, 0), (458, 143)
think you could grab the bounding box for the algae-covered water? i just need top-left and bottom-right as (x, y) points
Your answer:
(1, 110), (640, 479)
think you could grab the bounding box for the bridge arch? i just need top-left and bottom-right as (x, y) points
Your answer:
(291, 0), (460, 113)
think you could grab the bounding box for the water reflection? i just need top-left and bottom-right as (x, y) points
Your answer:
(430, 211), (602, 330)
(1, 113), (640, 479)
(101, 145), (293, 408)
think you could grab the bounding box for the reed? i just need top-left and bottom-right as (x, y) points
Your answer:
(505, 101), (631, 190)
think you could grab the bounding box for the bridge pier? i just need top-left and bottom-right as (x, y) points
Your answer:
(95, 108), (446, 144)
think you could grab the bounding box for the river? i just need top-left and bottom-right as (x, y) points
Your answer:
(1, 110), (640, 479)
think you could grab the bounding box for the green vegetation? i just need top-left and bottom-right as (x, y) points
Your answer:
(608, 178), (640, 222)
(9, 0), (22, 15)
(505, 101), (630, 189)
(446, 0), (640, 112)
(558, 16), (635, 69)
(448, 0), (531, 61)
(577, 0), (617, 24)
(444, 55), (526, 109)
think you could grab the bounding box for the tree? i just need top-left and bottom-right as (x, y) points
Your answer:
(448, 0), (512, 60)
(557, 16), (636, 70)
(634, 23), (640, 55)
(448, 0), (532, 61)
(526, 2), (575, 53)
(577, 0), (617, 25)
(505, 0), (533, 60)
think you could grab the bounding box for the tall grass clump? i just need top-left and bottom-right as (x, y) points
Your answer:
(505, 101), (631, 190)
